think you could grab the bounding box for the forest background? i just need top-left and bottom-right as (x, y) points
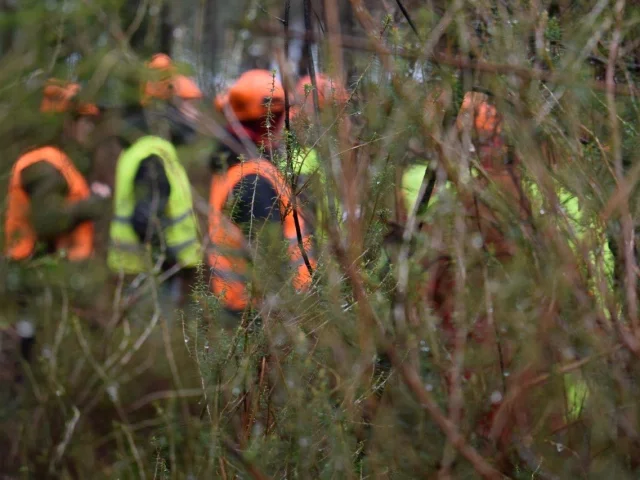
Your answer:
(1, 0), (640, 478)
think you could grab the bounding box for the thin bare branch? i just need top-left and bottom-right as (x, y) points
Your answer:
(385, 346), (504, 479)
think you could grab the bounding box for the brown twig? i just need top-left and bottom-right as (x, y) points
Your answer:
(277, 6), (315, 279)
(254, 23), (636, 97)
(439, 204), (470, 477)
(222, 437), (272, 480)
(606, 0), (638, 336)
(488, 344), (624, 442)
(127, 388), (209, 413)
(124, 0), (150, 39)
(385, 346), (503, 479)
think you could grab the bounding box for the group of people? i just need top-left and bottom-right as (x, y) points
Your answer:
(3, 52), (619, 444)
(3, 55), (353, 338)
(4, 52), (614, 327)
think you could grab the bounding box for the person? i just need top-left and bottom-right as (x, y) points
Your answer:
(400, 86), (467, 221)
(526, 135), (615, 296)
(141, 53), (204, 107)
(3, 79), (111, 370)
(287, 74), (349, 240)
(418, 89), (612, 444)
(209, 69), (316, 318)
(107, 54), (204, 308)
(210, 70), (317, 443)
(288, 74), (349, 177)
(5, 80), (111, 262)
(398, 89), (530, 446)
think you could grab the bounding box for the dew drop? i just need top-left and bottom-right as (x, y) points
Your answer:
(107, 384), (119, 401)
(16, 320), (35, 338)
(252, 423), (264, 436)
(173, 27), (185, 39)
(471, 233), (484, 250)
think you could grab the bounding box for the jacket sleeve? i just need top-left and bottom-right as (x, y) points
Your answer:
(21, 161), (107, 240)
(131, 155), (172, 244)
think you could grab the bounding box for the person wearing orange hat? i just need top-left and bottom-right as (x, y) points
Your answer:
(419, 89), (518, 334)
(213, 69), (286, 153)
(141, 53), (203, 106)
(209, 70), (317, 442)
(289, 74), (349, 175)
(293, 74), (349, 118)
(4, 79), (111, 372)
(286, 74), (349, 241)
(5, 79), (111, 263)
(412, 88), (612, 445)
(209, 69), (316, 318)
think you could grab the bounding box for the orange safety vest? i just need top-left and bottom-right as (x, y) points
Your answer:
(4, 147), (94, 261)
(208, 159), (316, 311)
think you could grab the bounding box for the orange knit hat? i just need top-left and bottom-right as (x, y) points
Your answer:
(214, 70), (285, 121)
(142, 53), (203, 104)
(40, 79), (99, 116)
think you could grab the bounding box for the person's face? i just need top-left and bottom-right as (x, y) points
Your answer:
(474, 103), (502, 145)
(71, 115), (97, 148)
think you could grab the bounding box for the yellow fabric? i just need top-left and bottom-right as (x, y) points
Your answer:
(528, 180), (616, 417)
(280, 147), (341, 244)
(401, 164), (455, 215)
(108, 136), (201, 273)
(527, 181), (614, 284)
(402, 166), (614, 284)
(401, 164), (428, 213)
(401, 165), (612, 420)
(565, 372), (588, 422)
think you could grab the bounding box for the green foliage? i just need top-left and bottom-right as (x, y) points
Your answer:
(1, 0), (640, 478)
(545, 15), (562, 44)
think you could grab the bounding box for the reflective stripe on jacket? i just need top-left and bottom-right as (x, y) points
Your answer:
(208, 159), (316, 312)
(4, 147), (94, 261)
(108, 136), (201, 273)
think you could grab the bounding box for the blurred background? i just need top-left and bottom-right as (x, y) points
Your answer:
(1, 0), (640, 478)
